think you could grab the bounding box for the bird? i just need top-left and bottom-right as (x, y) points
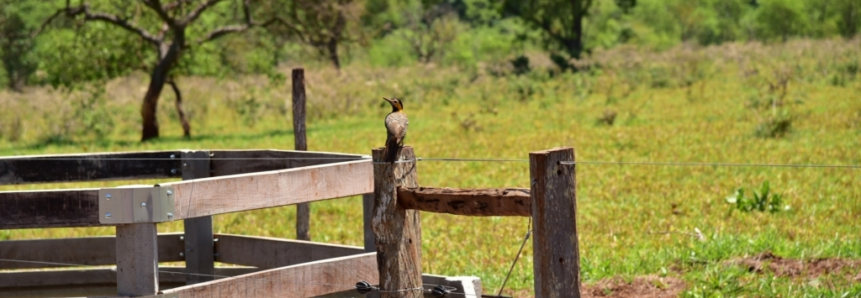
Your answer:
(382, 97), (408, 163)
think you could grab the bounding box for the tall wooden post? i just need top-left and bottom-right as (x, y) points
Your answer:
(292, 68), (311, 241)
(372, 146), (422, 298)
(115, 223), (158, 296)
(529, 147), (580, 298)
(182, 150), (214, 284)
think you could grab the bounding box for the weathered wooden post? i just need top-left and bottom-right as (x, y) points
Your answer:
(115, 223), (159, 296)
(292, 67), (311, 241)
(371, 146), (422, 298)
(529, 147), (581, 298)
(182, 150), (214, 284)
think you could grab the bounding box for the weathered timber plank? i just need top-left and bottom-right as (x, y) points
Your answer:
(214, 234), (364, 268)
(0, 233), (183, 270)
(209, 150), (367, 176)
(158, 253), (378, 298)
(0, 188), (103, 229)
(115, 223), (159, 296)
(165, 159), (372, 220)
(181, 150), (215, 285)
(0, 267), (257, 288)
(530, 147), (581, 298)
(0, 151), (181, 185)
(372, 146), (423, 298)
(397, 187), (531, 216)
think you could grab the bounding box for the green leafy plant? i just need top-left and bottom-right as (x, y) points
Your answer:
(725, 181), (786, 213)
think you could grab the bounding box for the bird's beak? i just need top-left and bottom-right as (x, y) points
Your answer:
(383, 97), (393, 103)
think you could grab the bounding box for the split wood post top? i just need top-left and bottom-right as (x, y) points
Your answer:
(371, 146), (422, 298)
(530, 147), (580, 298)
(292, 67), (311, 241)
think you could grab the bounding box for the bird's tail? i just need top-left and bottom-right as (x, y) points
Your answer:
(383, 136), (401, 163)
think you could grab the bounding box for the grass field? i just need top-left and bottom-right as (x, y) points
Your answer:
(1, 39), (860, 297)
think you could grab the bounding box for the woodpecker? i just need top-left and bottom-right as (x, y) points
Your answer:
(382, 97), (408, 163)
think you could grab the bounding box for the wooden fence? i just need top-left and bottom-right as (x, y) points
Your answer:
(0, 146), (579, 298)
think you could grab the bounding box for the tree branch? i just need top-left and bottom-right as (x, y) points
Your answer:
(65, 3), (161, 45)
(195, 0), (270, 45)
(142, 0), (178, 27)
(182, 0), (224, 26)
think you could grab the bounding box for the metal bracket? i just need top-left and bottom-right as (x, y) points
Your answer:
(99, 186), (176, 224)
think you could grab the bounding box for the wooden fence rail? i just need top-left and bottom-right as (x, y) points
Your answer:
(0, 146), (579, 297)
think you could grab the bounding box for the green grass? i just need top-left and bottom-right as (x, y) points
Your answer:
(1, 39), (861, 296)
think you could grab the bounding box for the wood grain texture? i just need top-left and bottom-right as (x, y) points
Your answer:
(0, 233), (184, 270)
(165, 159), (373, 220)
(372, 146), (423, 298)
(0, 188), (102, 229)
(293, 68), (312, 242)
(362, 193), (376, 253)
(529, 147), (581, 298)
(209, 150), (367, 176)
(181, 150), (215, 285)
(115, 223), (159, 296)
(397, 187), (531, 216)
(159, 253), (379, 298)
(0, 151), (181, 185)
(213, 234), (364, 268)
(0, 266), (256, 288)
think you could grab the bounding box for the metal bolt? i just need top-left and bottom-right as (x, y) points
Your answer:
(179, 235), (184, 240)
(167, 190), (173, 196)
(183, 162), (188, 167)
(170, 154), (176, 159)
(171, 168), (177, 174)
(140, 202), (147, 208)
(105, 194), (111, 200)
(105, 212), (112, 218)
(179, 252), (184, 257)
(168, 213), (174, 219)
(213, 238), (219, 242)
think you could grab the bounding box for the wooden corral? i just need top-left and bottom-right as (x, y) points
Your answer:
(1, 146), (580, 297)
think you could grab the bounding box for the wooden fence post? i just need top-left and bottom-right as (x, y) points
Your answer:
(115, 223), (158, 296)
(371, 146), (422, 298)
(529, 147), (580, 298)
(362, 193), (376, 253)
(293, 67), (311, 241)
(182, 150), (214, 284)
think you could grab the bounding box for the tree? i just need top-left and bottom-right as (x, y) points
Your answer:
(501, 0), (593, 61)
(835, 0), (860, 38)
(398, 2), (460, 63)
(264, 0), (359, 69)
(46, 0), (273, 141)
(0, 3), (39, 91)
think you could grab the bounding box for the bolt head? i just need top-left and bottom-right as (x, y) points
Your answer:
(140, 202), (147, 208)
(171, 168), (177, 174)
(105, 194), (112, 199)
(170, 154), (176, 159)
(105, 212), (112, 218)
(183, 162), (188, 167)
(179, 252), (184, 257)
(167, 190), (173, 196)
(167, 212), (174, 219)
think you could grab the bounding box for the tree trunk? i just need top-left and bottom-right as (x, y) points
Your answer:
(168, 79), (191, 138)
(327, 38), (340, 69)
(140, 39), (183, 142)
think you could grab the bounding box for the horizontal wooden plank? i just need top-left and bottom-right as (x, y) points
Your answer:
(0, 266), (256, 288)
(210, 150), (368, 176)
(0, 188), (103, 229)
(214, 234), (364, 268)
(158, 253), (378, 298)
(0, 151), (182, 185)
(165, 160), (373, 220)
(0, 233), (184, 270)
(398, 187), (532, 217)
